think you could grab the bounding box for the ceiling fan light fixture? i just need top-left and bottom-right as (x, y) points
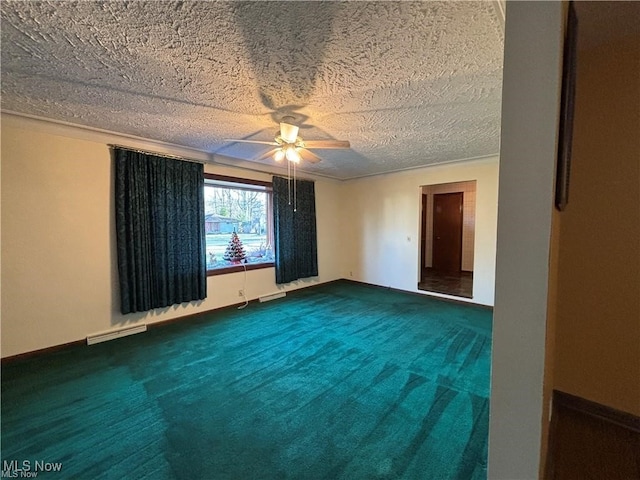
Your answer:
(227, 118), (348, 166)
(273, 149), (285, 162)
(285, 145), (301, 163)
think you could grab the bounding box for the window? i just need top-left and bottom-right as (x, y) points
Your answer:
(204, 174), (274, 275)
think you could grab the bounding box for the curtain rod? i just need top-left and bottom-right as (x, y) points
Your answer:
(272, 174), (315, 183)
(108, 144), (207, 164)
(109, 144), (318, 181)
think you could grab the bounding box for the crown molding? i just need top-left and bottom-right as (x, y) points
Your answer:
(2, 110), (498, 183)
(1, 110), (342, 183)
(1, 110), (212, 162)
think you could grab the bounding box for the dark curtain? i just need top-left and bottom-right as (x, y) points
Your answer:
(114, 148), (206, 314)
(272, 175), (318, 284)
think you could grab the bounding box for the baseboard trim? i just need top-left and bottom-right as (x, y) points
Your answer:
(1, 339), (86, 365)
(342, 279), (494, 310)
(1, 277), (487, 363)
(552, 390), (640, 433)
(0, 279), (342, 362)
(546, 389), (640, 480)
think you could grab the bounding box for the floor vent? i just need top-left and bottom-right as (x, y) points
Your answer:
(258, 292), (286, 303)
(87, 324), (147, 345)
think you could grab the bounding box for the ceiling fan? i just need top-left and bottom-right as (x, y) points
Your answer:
(226, 116), (350, 164)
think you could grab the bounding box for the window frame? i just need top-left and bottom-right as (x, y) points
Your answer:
(204, 173), (274, 276)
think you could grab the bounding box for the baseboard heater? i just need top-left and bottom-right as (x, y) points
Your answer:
(86, 324), (147, 345)
(258, 292), (286, 303)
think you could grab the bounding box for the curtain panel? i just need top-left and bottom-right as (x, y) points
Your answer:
(114, 148), (206, 314)
(272, 176), (318, 284)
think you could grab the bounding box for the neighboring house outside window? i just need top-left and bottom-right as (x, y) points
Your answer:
(204, 174), (274, 275)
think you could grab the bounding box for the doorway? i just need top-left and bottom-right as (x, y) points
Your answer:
(419, 181), (476, 298)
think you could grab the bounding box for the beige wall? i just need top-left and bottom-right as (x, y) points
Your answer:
(551, 31), (640, 416)
(1, 122), (344, 357)
(1, 116), (500, 357)
(341, 158), (499, 306)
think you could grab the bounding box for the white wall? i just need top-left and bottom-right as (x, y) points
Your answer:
(488, 2), (564, 479)
(341, 157), (499, 306)
(1, 120), (344, 357)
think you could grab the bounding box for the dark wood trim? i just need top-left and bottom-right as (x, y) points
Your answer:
(175, 281), (348, 324)
(342, 279), (493, 311)
(1, 279), (342, 363)
(144, 300), (258, 330)
(546, 389), (640, 480)
(204, 173), (272, 188)
(553, 390), (640, 433)
(1, 339), (86, 365)
(1, 278), (486, 364)
(207, 262), (274, 276)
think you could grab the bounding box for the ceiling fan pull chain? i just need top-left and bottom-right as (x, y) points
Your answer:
(294, 161), (297, 213)
(287, 159), (291, 206)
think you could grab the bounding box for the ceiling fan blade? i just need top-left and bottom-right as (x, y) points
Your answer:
(224, 139), (278, 146)
(254, 148), (280, 162)
(299, 149), (322, 164)
(303, 140), (350, 149)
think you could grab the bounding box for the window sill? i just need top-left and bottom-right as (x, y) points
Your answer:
(207, 262), (274, 276)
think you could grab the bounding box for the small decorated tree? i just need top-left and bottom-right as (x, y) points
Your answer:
(223, 231), (246, 263)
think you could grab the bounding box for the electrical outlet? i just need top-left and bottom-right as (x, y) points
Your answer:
(238, 289), (244, 297)
(350, 271), (353, 277)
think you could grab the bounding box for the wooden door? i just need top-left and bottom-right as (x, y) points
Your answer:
(432, 192), (463, 273)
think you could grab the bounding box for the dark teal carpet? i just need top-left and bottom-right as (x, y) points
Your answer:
(1, 281), (492, 479)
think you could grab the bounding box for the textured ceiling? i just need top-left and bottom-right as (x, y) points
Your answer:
(1, 1), (504, 180)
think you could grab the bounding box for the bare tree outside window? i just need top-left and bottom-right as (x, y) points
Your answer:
(204, 178), (273, 271)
